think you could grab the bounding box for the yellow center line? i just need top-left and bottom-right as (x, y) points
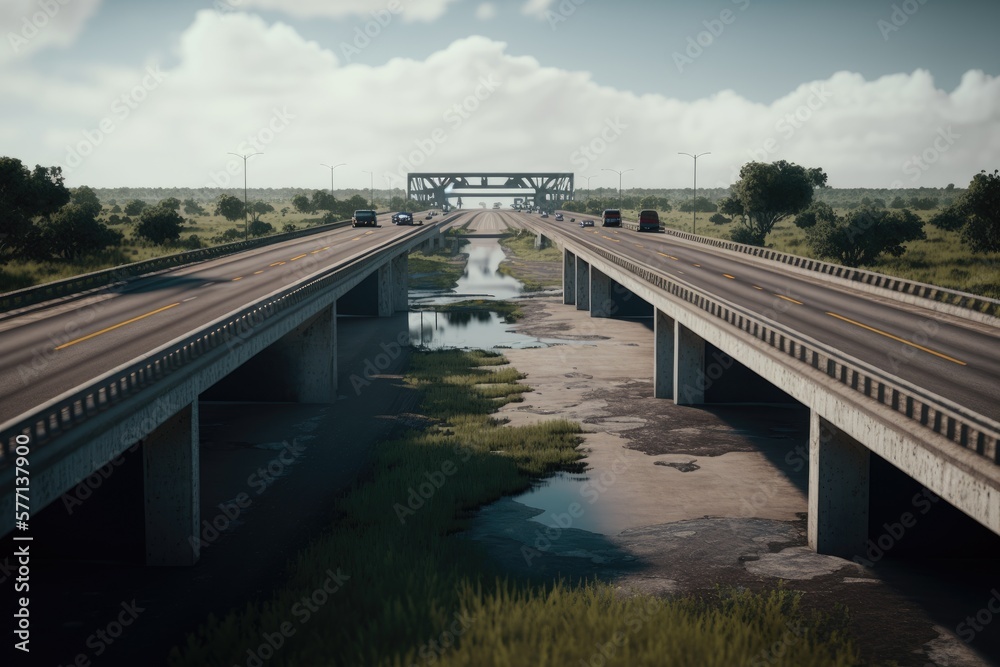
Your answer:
(775, 294), (803, 305)
(321, 246), (330, 250)
(723, 274), (736, 280)
(270, 261), (285, 267)
(253, 270), (264, 275)
(657, 252), (680, 260)
(826, 311), (966, 366)
(635, 244), (644, 248)
(351, 236), (361, 241)
(692, 263), (701, 268)
(753, 285), (764, 291)
(232, 276), (243, 281)
(310, 250), (322, 254)
(56, 303), (181, 351)
(290, 253), (308, 261)
(364, 231), (374, 235)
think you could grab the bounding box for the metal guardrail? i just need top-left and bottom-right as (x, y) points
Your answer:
(613, 219), (1000, 320)
(567, 232), (1000, 465)
(0, 214), (393, 314)
(0, 224), (438, 467)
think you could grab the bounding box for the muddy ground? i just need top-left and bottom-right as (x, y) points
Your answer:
(463, 294), (998, 667)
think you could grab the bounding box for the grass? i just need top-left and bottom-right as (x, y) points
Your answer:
(619, 208), (1000, 299)
(169, 349), (859, 667)
(497, 230), (563, 292)
(408, 239), (470, 290)
(413, 299), (524, 323)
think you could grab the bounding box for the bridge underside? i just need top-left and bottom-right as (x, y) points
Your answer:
(558, 242), (1000, 560)
(407, 172), (574, 210)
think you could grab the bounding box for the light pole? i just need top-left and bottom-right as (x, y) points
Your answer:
(678, 152), (710, 235)
(384, 175), (393, 210)
(583, 174), (599, 200)
(601, 168), (633, 210)
(361, 170), (373, 208)
(320, 162), (346, 194)
(228, 151), (262, 241)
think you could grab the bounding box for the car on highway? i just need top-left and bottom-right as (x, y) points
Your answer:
(580, 219), (594, 227)
(602, 209), (622, 227)
(554, 213), (564, 221)
(638, 209), (660, 232)
(392, 212), (413, 225)
(352, 209), (377, 227)
(540, 212), (549, 218)
(425, 213), (433, 220)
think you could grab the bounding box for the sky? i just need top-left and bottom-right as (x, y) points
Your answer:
(1, 0), (999, 192)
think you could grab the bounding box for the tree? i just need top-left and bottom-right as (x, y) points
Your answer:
(71, 185), (103, 218)
(793, 201), (836, 229)
(291, 194), (313, 213)
(248, 201), (274, 226)
(678, 195), (716, 212)
(806, 206), (925, 267)
(158, 197), (182, 212)
(709, 213), (730, 225)
(182, 198), (206, 216)
(889, 196), (906, 209)
(959, 169), (1000, 253)
(36, 203), (123, 260)
(248, 219), (274, 237)
(310, 190), (337, 212)
(136, 205), (185, 245)
(123, 199), (147, 216)
(215, 194), (245, 222)
(0, 157), (70, 260)
(718, 160), (828, 245)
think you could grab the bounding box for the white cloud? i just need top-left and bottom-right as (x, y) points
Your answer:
(520, 0), (555, 20)
(3, 12), (998, 189)
(475, 3), (497, 21)
(1, 0), (102, 63)
(226, 0), (461, 23)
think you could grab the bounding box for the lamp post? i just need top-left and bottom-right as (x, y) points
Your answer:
(361, 170), (373, 208)
(320, 162), (346, 194)
(228, 151), (262, 241)
(583, 174), (599, 200)
(601, 168), (633, 210)
(384, 175), (393, 210)
(678, 152), (710, 235)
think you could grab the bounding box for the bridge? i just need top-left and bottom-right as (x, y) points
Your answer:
(407, 172), (574, 210)
(521, 214), (1000, 557)
(0, 216), (444, 564)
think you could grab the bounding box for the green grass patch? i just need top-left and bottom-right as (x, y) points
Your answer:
(408, 239), (469, 290)
(497, 230), (562, 291)
(169, 349), (859, 667)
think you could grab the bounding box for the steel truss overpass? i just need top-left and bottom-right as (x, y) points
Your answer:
(407, 172), (574, 210)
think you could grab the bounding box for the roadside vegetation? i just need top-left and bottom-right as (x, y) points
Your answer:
(408, 234), (469, 290)
(170, 349), (859, 667)
(413, 299), (524, 323)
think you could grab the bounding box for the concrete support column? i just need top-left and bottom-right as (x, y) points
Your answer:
(674, 321), (705, 405)
(654, 310), (676, 399)
(281, 304), (337, 402)
(575, 258), (590, 312)
(534, 233), (548, 250)
(143, 401), (199, 566)
(808, 412), (870, 558)
(563, 251), (576, 305)
(377, 264), (393, 317)
(590, 267), (613, 318)
(391, 254), (408, 312)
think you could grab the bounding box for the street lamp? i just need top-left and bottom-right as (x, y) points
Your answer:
(583, 174), (599, 199)
(601, 168), (633, 210)
(320, 162), (346, 194)
(361, 170), (374, 208)
(228, 151), (262, 241)
(384, 175), (393, 210)
(678, 152), (710, 235)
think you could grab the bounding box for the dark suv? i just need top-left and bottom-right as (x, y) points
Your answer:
(638, 209), (660, 232)
(352, 210), (377, 227)
(602, 209), (622, 227)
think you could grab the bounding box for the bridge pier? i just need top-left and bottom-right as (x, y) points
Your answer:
(575, 258), (590, 311)
(654, 310), (676, 399)
(534, 233), (549, 250)
(391, 254), (408, 312)
(377, 264), (393, 317)
(563, 250), (576, 305)
(808, 413), (870, 558)
(674, 322), (706, 405)
(143, 402), (199, 566)
(590, 267), (613, 318)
